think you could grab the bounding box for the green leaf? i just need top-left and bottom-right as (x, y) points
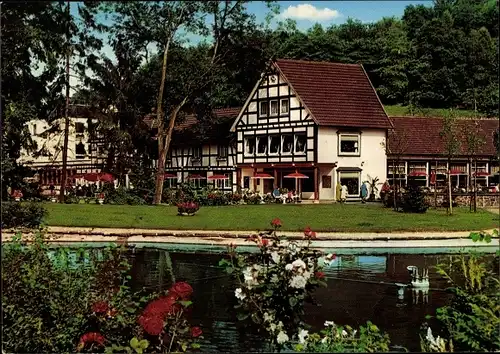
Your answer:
(264, 289), (273, 297)
(126, 307), (136, 313)
(191, 343), (201, 349)
(289, 297), (298, 307)
(130, 337), (139, 348)
(294, 343), (304, 351)
(181, 342), (188, 352)
(179, 300), (192, 308)
(139, 339), (149, 349)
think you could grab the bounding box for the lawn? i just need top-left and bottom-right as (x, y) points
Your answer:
(42, 203), (499, 233)
(384, 105), (485, 118)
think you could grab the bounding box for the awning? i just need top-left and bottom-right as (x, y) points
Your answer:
(336, 167), (362, 171)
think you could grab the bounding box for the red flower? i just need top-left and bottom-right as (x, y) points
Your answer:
(98, 193), (105, 199)
(325, 253), (336, 261)
(260, 238), (269, 247)
(191, 326), (203, 338)
(142, 295), (177, 318)
(78, 332), (105, 350)
(304, 226), (317, 238)
(271, 218), (282, 227)
(91, 301), (109, 314)
(169, 281), (193, 300)
(138, 314), (165, 336)
(315, 271), (325, 278)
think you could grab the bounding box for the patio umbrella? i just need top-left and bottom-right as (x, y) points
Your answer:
(164, 173), (178, 179)
(449, 169), (464, 176)
(82, 172), (100, 182)
(408, 171), (427, 177)
(187, 174), (206, 180)
(98, 173), (114, 182)
(207, 174), (229, 180)
(284, 172), (309, 200)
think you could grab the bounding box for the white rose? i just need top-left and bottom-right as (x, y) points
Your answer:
(324, 321), (335, 327)
(321, 337), (328, 344)
(298, 329), (309, 344)
(264, 312), (274, 323)
(285, 264), (293, 271)
(269, 323), (277, 333)
(290, 275), (307, 289)
(277, 331), (289, 344)
(342, 329), (348, 337)
(271, 251), (281, 264)
(234, 288), (246, 300)
(292, 259), (307, 270)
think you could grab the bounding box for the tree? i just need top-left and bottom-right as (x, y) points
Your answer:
(440, 111), (461, 215)
(461, 120), (486, 212)
(383, 127), (410, 211)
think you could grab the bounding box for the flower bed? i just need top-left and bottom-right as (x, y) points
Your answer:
(177, 202), (200, 216)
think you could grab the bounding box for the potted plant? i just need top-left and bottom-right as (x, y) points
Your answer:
(97, 192), (105, 204)
(364, 175), (381, 201)
(11, 190), (23, 202)
(177, 201), (200, 216)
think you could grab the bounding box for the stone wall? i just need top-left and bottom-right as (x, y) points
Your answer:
(425, 194), (500, 207)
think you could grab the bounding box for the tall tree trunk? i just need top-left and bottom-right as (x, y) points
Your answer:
(59, 0), (71, 203)
(152, 37), (171, 205)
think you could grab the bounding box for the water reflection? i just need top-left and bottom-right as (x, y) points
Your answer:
(124, 250), (459, 352)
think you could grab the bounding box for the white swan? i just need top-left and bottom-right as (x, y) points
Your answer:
(407, 265), (430, 288)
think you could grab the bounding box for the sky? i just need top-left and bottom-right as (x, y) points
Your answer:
(66, 1), (432, 91)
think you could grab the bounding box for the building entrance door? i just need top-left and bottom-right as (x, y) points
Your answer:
(338, 171), (361, 197)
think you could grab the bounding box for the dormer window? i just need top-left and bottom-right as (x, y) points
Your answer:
(259, 101), (268, 116)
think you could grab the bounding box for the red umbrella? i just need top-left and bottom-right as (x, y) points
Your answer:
(98, 173), (114, 182)
(82, 172), (100, 182)
(208, 174), (229, 180)
(164, 173), (178, 179)
(284, 172), (309, 179)
(250, 173), (274, 179)
(472, 171), (489, 177)
(408, 171), (427, 177)
(187, 174), (206, 180)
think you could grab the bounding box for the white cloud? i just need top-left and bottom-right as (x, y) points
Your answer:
(280, 4), (342, 22)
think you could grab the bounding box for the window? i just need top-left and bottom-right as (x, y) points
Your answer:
(270, 100), (279, 116)
(75, 142), (86, 158)
(217, 145), (228, 159)
(339, 134), (360, 155)
(269, 135), (280, 154)
(216, 173), (232, 189)
(260, 101), (268, 116)
(192, 146), (201, 160)
(295, 134), (306, 154)
(282, 135), (293, 154)
(339, 171), (361, 196)
(244, 137), (255, 155)
(75, 122), (85, 134)
(257, 137), (267, 155)
(281, 99), (289, 114)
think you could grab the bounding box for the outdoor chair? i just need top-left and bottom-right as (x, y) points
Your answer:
(273, 190), (286, 204)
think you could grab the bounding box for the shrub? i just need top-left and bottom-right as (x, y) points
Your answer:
(105, 187), (146, 205)
(219, 221), (329, 350)
(1, 202), (47, 229)
(177, 202), (200, 216)
(402, 186), (429, 213)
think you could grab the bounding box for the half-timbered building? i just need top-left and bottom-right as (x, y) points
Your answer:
(144, 108), (240, 192)
(230, 59), (393, 201)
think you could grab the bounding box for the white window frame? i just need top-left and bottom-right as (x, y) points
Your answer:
(338, 133), (360, 156)
(256, 136), (268, 156)
(294, 134), (306, 154)
(244, 137), (255, 156)
(259, 101), (268, 117)
(281, 99), (289, 114)
(268, 135), (280, 155)
(192, 146), (202, 160)
(281, 135), (294, 155)
(216, 173), (231, 189)
(270, 100), (279, 116)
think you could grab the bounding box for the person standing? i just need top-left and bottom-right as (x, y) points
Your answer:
(341, 183), (348, 203)
(361, 182), (368, 204)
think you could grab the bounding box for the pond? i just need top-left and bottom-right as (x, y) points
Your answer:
(80, 244), (490, 353)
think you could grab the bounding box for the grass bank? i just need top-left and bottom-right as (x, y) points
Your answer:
(41, 203), (498, 233)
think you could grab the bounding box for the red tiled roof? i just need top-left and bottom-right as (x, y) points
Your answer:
(388, 116), (499, 157)
(274, 59), (392, 129)
(143, 107), (241, 131)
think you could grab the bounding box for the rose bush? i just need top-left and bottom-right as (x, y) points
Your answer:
(177, 202), (200, 216)
(219, 219), (335, 350)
